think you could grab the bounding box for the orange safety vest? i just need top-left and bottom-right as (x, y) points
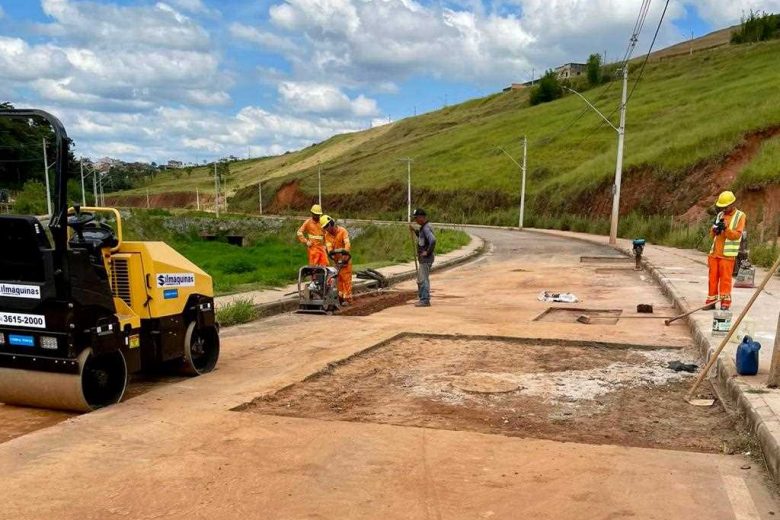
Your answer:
(324, 226), (351, 263)
(709, 209), (745, 258)
(297, 219), (325, 250)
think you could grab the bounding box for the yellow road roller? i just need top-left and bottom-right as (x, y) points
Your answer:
(0, 109), (219, 412)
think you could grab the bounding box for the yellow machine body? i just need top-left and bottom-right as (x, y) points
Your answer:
(0, 206), (220, 412)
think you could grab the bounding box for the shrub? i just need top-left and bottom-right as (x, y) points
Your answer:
(529, 70), (563, 106)
(14, 180), (47, 215)
(587, 53), (602, 86)
(216, 298), (258, 327)
(731, 11), (780, 44)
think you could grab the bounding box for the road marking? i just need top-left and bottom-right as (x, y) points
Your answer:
(722, 474), (761, 520)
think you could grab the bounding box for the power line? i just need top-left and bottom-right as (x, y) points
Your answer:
(571, 0), (671, 148)
(535, 0), (652, 146)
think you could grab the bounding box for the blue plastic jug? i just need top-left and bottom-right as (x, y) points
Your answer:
(736, 336), (761, 376)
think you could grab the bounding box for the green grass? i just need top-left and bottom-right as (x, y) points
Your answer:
(121, 210), (470, 294)
(112, 38), (780, 229)
(216, 298), (258, 326)
(735, 135), (780, 188)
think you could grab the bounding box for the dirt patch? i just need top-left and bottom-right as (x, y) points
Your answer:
(106, 191), (208, 209)
(534, 308), (623, 325)
(0, 373), (187, 444)
(268, 180), (312, 213)
(240, 336), (744, 453)
(338, 290), (417, 316)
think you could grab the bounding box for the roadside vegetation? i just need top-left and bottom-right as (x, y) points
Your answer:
(216, 298), (257, 327)
(122, 209), (470, 294)
(108, 30), (780, 269)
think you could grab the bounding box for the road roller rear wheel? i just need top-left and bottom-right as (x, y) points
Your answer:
(182, 322), (219, 376)
(81, 350), (128, 409)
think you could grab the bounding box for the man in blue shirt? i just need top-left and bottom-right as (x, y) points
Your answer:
(410, 208), (436, 307)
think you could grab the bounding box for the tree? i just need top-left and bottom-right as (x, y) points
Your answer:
(529, 70), (564, 106)
(731, 10), (780, 43)
(587, 53), (602, 86)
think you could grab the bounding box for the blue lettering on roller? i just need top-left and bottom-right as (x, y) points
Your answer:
(9, 334), (35, 347)
(163, 289), (179, 300)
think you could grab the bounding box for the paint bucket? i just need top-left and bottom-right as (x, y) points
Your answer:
(712, 310), (732, 336)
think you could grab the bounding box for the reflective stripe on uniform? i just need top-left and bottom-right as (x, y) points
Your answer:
(710, 210), (743, 257)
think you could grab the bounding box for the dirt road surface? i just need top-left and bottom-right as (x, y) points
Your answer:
(0, 229), (777, 519)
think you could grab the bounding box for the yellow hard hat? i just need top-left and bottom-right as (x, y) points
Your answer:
(319, 214), (334, 227)
(310, 204), (323, 215)
(715, 191), (736, 208)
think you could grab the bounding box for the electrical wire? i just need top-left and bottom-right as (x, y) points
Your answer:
(572, 0), (671, 148)
(534, 0), (652, 146)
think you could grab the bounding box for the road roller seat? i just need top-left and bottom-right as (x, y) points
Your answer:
(0, 215), (54, 283)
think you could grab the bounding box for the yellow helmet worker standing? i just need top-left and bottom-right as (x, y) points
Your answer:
(296, 204), (328, 266)
(705, 190), (745, 310)
(320, 215), (352, 304)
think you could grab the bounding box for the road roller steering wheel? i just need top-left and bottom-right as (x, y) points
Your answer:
(67, 207), (95, 241)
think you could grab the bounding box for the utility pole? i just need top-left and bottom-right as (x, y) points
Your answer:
(563, 64), (628, 245)
(42, 138), (52, 217)
(399, 158), (413, 222)
(690, 30), (694, 55)
(531, 68), (535, 85)
(213, 162), (220, 218)
(92, 166), (98, 206)
(146, 189), (150, 208)
(497, 145), (527, 229)
(609, 66), (629, 245)
(258, 182), (263, 215)
(196, 187), (200, 211)
(80, 159), (86, 206)
(317, 162), (322, 206)
(520, 136), (527, 229)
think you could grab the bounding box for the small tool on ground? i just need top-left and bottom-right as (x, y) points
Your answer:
(664, 302), (716, 326)
(685, 254), (780, 406)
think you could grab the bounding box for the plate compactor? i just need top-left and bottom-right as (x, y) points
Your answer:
(297, 250), (351, 314)
(0, 109), (220, 412)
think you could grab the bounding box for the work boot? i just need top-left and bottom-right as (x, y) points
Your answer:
(415, 301), (431, 307)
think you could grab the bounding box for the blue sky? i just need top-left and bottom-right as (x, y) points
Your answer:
(0, 0), (768, 163)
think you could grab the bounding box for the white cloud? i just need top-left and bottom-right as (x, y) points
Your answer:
(278, 81), (379, 117)
(693, 0), (780, 24)
(0, 0), (229, 112)
(229, 23), (298, 53)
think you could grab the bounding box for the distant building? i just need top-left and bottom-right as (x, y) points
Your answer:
(502, 83), (527, 92)
(555, 63), (586, 80)
(167, 160), (183, 168)
(94, 156), (122, 173)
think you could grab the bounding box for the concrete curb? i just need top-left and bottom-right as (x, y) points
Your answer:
(242, 233), (487, 319)
(527, 228), (780, 481)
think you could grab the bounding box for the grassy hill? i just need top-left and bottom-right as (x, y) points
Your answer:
(110, 33), (780, 260)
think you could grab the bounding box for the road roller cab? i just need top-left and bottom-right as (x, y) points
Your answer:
(0, 109), (220, 412)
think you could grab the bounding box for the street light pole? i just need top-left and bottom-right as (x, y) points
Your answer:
(213, 162), (220, 218)
(497, 145), (527, 229)
(80, 159), (86, 206)
(317, 162), (322, 206)
(520, 136), (527, 229)
(564, 65), (628, 245)
(398, 158), (413, 222)
(609, 65), (629, 246)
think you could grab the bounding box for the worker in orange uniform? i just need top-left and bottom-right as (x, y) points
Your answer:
(320, 215), (352, 304)
(706, 191), (746, 311)
(297, 204), (328, 266)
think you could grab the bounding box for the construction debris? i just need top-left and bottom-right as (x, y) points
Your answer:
(538, 291), (578, 303)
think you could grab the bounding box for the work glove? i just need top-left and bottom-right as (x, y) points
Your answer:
(713, 219), (726, 235)
(306, 240), (312, 247)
